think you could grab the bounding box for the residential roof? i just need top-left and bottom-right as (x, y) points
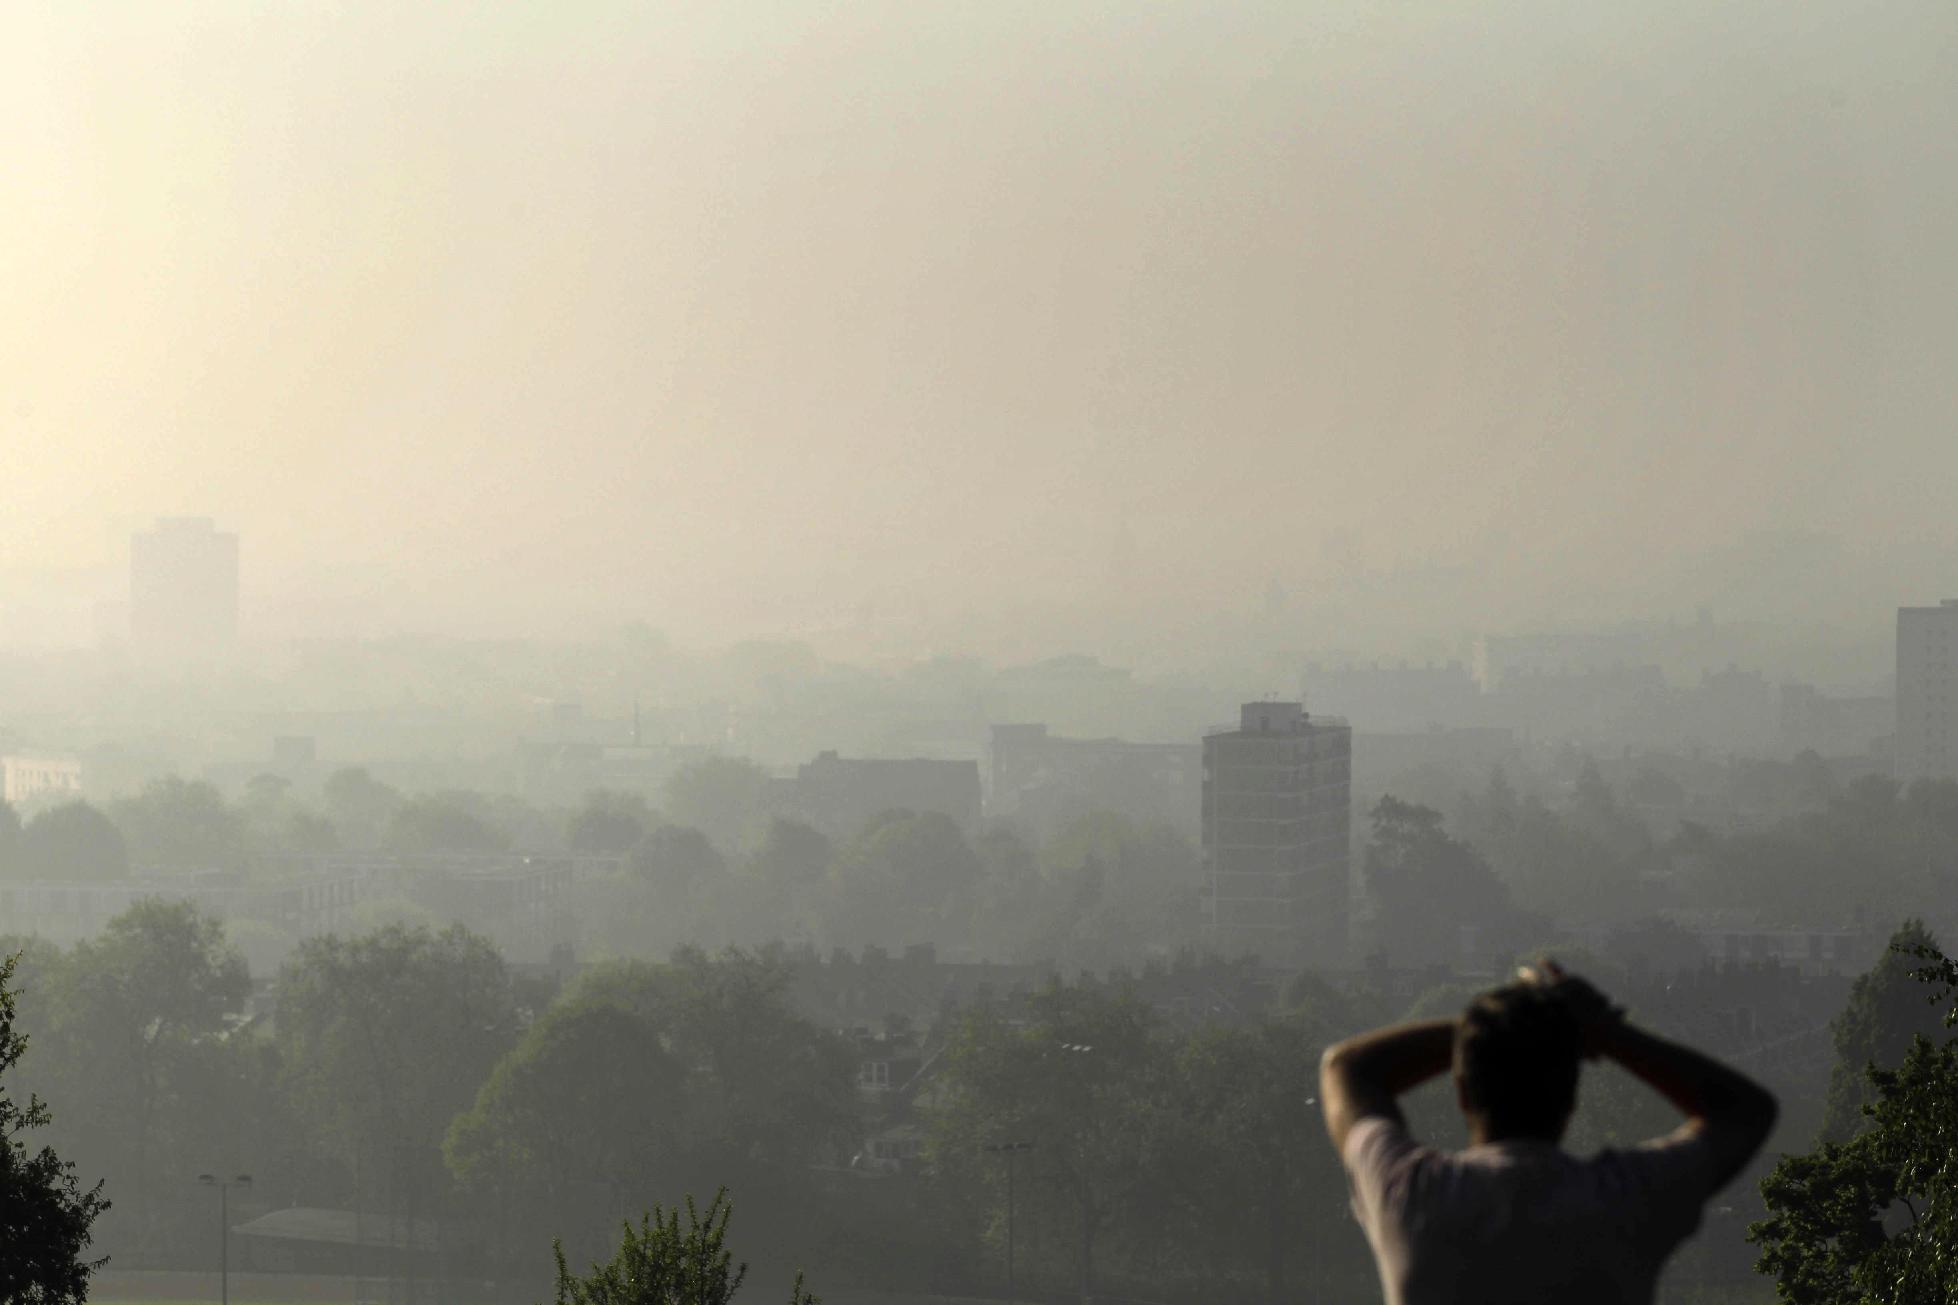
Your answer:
(231, 1207), (440, 1252)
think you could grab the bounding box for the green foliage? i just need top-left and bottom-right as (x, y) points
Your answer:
(1164, 1017), (1346, 1300)
(825, 811), (981, 949)
(1364, 796), (1519, 965)
(107, 777), (249, 871)
(386, 792), (512, 854)
(927, 977), (1378, 1301)
(544, 1189), (815, 1305)
(1821, 921), (1946, 1140)
(15, 802), (127, 881)
(447, 1000), (683, 1261)
(28, 902), (253, 1255)
(633, 825), (727, 892)
(0, 799), (21, 874)
(1676, 780), (1958, 927)
(569, 791), (652, 855)
(1458, 764), (1656, 927)
(1025, 814), (1200, 968)
(928, 981), (1174, 1296)
(0, 951), (110, 1305)
(747, 819), (832, 891)
(322, 767), (403, 847)
(275, 924), (518, 1224)
(1750, 939), (1958, 1303)
(560, 949), (858, 1169)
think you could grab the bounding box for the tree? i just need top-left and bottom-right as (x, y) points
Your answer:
(447, 999), (684, 1266)
(1363, 797), (1517, 966)
(631, 825), (726, 893)
(0, 953), (109, 1305)
(543, 1189), (815, 1305)
(107, 777), (248, 871)
(1750, 940), (1958, 1303)
(927, 981), (1171, 1300)
(1024, 814), (1199, 968)
(386, 793), (511, 855)
(276, 924), (518, 1285)
(15, 803), (127, 881)
(1821, 920), (1948, 1140)
(825, 811), (981, 949)
(565, 950), (857, 1173)
(746, 819), (832, 891)
(322, 768), (402, 848)
(35, 900), (250, 1256)
(568, 791), (652, 855)
(0, 799), (20, 876)
(662, 759), (771, 854)
(1165, 1017), (1351, 1303)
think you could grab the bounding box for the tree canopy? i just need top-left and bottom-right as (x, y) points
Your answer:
(543, 1189), (815, 1305)
(1751, 938), (1958, 1304)
(15, 803), (127, 882)
(0, 953), (108, 1305)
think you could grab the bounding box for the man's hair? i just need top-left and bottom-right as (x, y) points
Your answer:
(1454, 981), (1582, 1138)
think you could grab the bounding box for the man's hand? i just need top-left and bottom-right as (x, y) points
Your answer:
(1524, 957), (1777, 1190)
(1519, 958), (1625, 1060)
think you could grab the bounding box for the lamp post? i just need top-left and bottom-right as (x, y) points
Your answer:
(198, 1173), (252, 1305)
(982, 1141), (1033, 1304)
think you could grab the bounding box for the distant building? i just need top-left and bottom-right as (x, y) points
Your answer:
(272, 736), (318, 769)
(988, 723), (1201, 837)
(0, 756), (82, 807)
(517, 740), (703, 807)
(775, 752), (982, 839)
(1299, 661), (1482, 732)
(1201, 702), (1352, 965)
(130, 517), (239, 651)
(1897, 600), (1958, 783)
(1779, 684), (1893, 758)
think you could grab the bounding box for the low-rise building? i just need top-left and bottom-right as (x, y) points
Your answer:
(1, 755), (82, 807)
(773, 751), (982, 839)
(988, 723), (1201, 837)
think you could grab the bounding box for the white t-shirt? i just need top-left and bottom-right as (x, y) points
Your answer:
(1342, 1116), (1717, 1305)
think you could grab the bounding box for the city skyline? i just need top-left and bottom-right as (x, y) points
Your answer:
(4, 1), (1954, 657)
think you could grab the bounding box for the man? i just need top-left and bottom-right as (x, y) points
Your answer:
(1319, 961), (1777, 1305)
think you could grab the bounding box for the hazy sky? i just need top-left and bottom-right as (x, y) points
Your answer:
(4, 1), (1953, 653)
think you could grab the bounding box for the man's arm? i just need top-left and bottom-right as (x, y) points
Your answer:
(1319, 1019), (1455, 1155)
(1533, 963), (1778, 1190)
(1600, 1020), (1779, 1190)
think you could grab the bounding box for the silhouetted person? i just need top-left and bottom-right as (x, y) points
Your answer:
(1320, 961), (1777, 1305)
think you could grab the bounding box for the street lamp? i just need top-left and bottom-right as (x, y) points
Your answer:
(981, 1142), (1033, 1304)
(197, 1173), (253, 1305)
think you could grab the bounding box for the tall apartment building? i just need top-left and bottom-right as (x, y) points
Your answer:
(1201, 701), (1352, 965)
(130, 517), (239, 652)
(1897, 600), (1958, 783)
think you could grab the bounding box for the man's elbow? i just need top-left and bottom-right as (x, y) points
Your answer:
(1320, 1040), (1356, 1089)
(1703, 1082), (1779, 1157)
(1742, 1083), (1780, 1143)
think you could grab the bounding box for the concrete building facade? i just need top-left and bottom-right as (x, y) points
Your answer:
(130, 517), (239, 651)
(1201, 701), (1352, 965)
(1897, 600), (1958, 783)
(988, 723), (1202, 837)
(776, 751), (983, 839)
(0, 755), (82, 807)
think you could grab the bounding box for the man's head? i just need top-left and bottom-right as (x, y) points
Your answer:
(1454, 980), (1583, 1143)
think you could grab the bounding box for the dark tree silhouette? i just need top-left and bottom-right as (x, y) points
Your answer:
(0, 953), (109, 1305)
